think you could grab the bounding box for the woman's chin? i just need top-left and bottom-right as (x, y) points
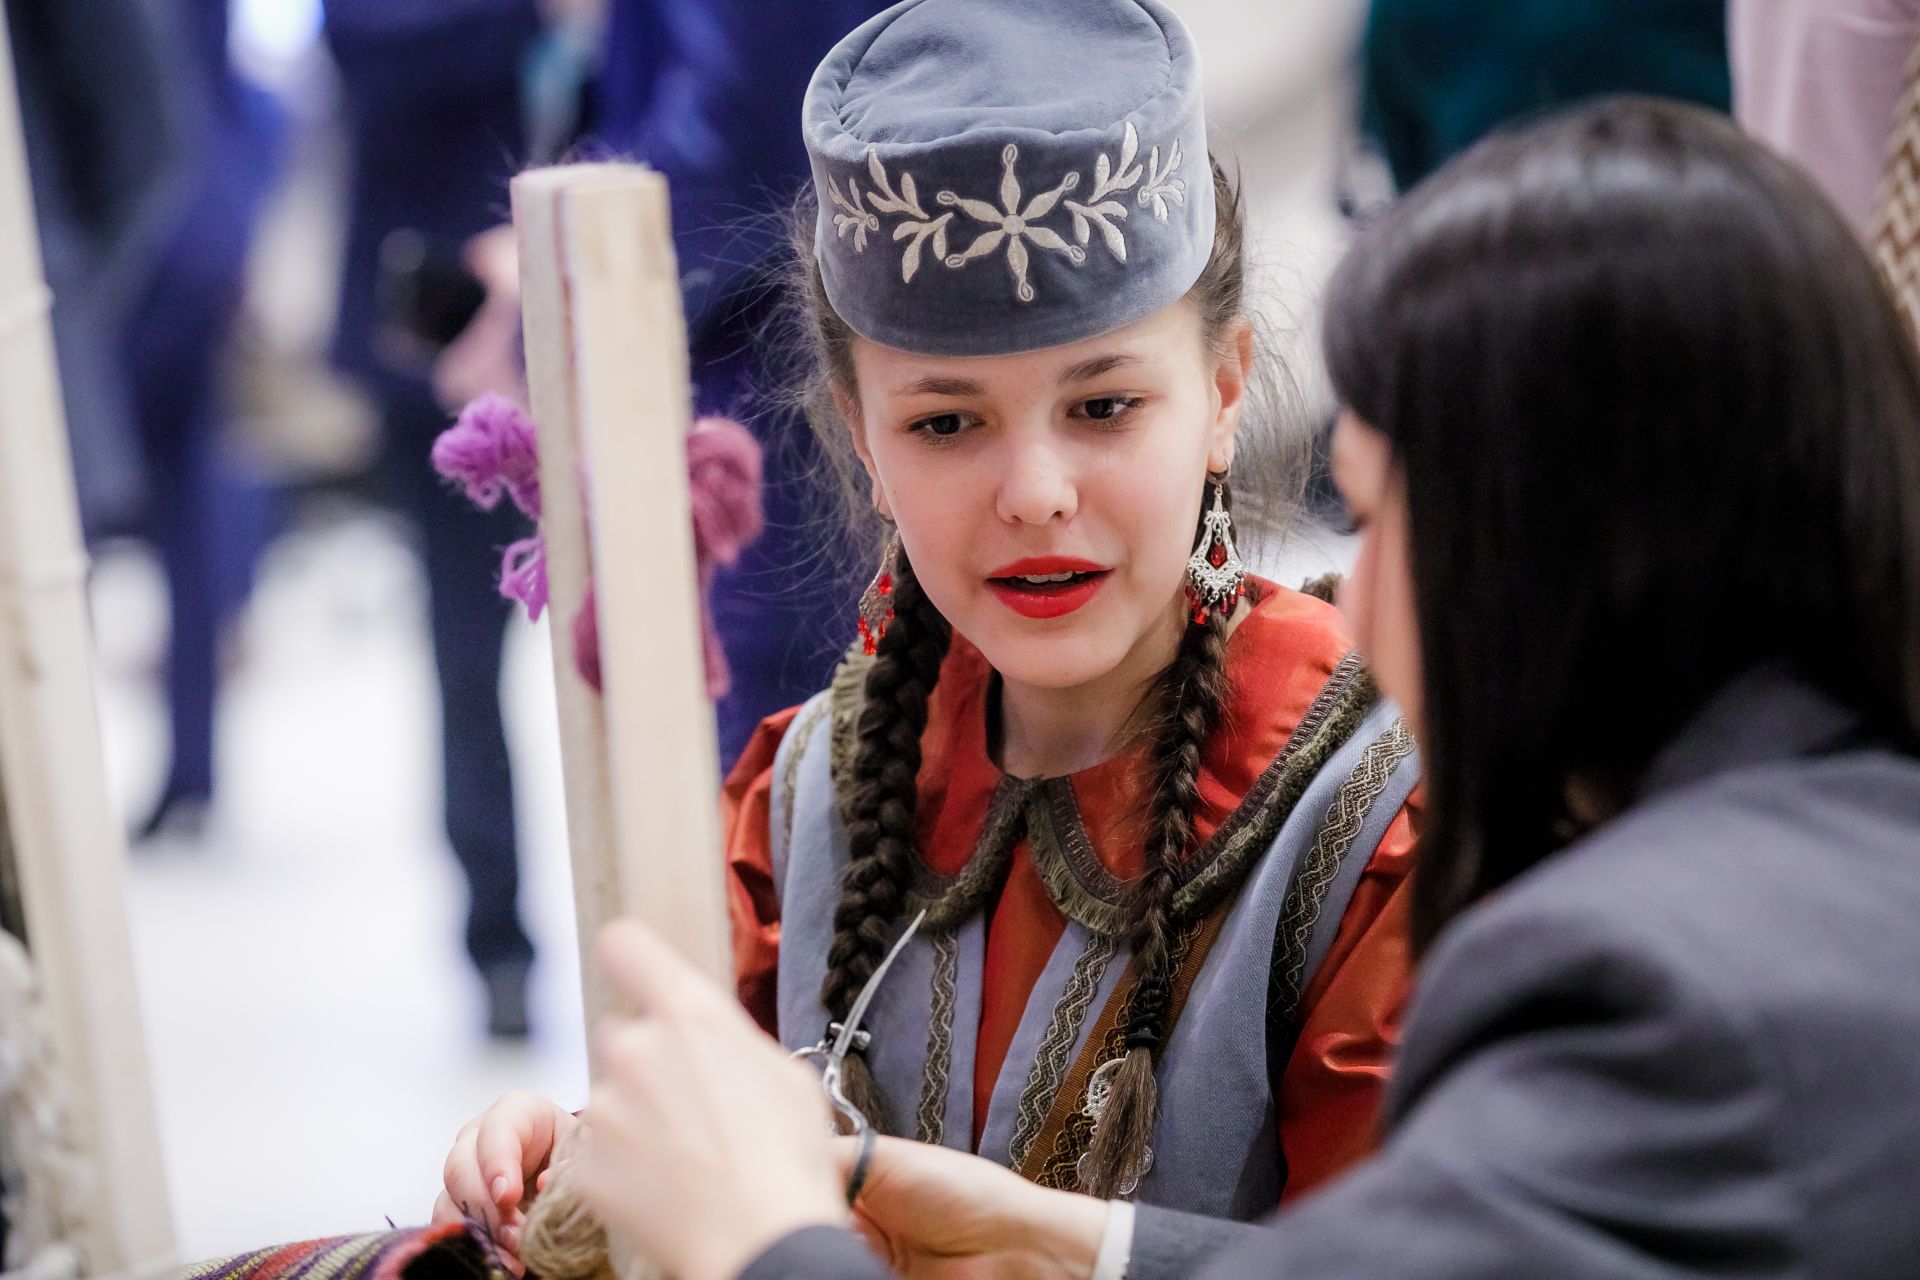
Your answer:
(967, 626), (1132, 694)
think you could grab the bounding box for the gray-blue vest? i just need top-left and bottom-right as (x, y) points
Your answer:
(771, 651), (1419, 1220)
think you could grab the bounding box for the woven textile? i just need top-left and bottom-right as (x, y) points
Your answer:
(1873, 35), (1920, 335)
(183, 1224), (503, 1280)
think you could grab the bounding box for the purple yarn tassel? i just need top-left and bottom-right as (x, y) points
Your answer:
(432, 396), (764, 698)
(432, 392), (542, 519)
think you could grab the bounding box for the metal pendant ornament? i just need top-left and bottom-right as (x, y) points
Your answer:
(1185, 481), (1245, 625)
(1076, 1057), (1154, 1197)
(858, 535), (901, 654)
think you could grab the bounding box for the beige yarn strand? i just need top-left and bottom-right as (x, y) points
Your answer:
(513, 1124), (649, 1280)
(517, 1167), (617, 1280)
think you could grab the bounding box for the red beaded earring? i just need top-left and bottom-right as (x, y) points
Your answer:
(857, 535), (900, 654)
(1185, 480), (1244, 625)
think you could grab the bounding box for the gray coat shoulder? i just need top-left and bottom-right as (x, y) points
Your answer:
(1193, 731), (1920, 1280)
(1400, 737), (1920, 1095)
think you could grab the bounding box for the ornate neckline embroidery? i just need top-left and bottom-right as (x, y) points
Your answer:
(827, 120), (1189, 301)
(828, 645), (1381, 939)
(1026, 653), (1378, 936)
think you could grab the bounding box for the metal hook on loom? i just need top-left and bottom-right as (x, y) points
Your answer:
(791, 908), (928, 1202)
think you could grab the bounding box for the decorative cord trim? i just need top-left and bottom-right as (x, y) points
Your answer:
(1269, 718), (1417, 1026)
(914, 930), (961, 1146)
(1007, 932), (1121, 1168)
(1024, 654), (1378, 937)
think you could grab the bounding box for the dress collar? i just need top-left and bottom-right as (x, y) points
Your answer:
(896, 581), (1371, 924)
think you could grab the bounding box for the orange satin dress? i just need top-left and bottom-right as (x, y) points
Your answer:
(722, 582), (1419, 1203)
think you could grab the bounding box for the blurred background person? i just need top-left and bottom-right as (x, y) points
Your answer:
(5, 0), (180, 545)
(321, 0), (544, 1039)
(123, 0), (285, 843)
(1729, 3), (1920, 366)
(1362, 0), (1730, 191)
(437, 0), (896, 768)
(592, 0), (895, 767)
(16, 0), (293, 853)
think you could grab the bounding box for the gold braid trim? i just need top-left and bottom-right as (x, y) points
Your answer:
(1270, 717), (1417, 1026)
(904, 778), (1034, 931)
(1019, 907), (1233, 1188)
(779, 695), (835, 854)
(914, 930), (961, 1145)
(1174, 658), (1377, 922)
(1024, 653), (1379, 938)
(828, 642), (1032, 930)
(1007, 932), (1122, 1168)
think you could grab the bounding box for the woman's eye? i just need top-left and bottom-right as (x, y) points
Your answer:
(911, 412), (971, 438)
(1078, 396), (1138, 422)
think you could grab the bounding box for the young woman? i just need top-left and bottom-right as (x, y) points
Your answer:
(559, 98), (1920, 1280)
(437, 0), (1423, 1260)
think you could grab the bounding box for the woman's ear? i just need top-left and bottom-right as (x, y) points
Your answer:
(1207, 317), (1254, 474)
(835, 383), (892, 520)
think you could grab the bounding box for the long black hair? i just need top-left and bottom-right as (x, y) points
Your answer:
(1323, 97), (1920, 952)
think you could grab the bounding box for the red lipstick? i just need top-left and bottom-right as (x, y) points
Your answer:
(985, 557), (1112, 620)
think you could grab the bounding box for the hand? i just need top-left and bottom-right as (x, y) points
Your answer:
(848, 1137), (1109, 1280)
(432, 225), (527, 412)
(572, 920), (851, 1280)
(434, 1090), (582, 1274)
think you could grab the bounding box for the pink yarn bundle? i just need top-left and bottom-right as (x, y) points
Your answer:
(432, 394), (550, 618)
(432, 394), (763, 698)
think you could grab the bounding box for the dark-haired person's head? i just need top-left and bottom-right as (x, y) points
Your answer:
(1324, 97), (1920, 950)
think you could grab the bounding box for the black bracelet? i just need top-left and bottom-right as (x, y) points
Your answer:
(845, 1126), (877, 1205)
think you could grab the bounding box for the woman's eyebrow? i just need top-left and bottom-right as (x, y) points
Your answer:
(896, 374), (985, 397)
(1056, 352), (1144, 385)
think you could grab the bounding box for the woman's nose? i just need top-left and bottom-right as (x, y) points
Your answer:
(994, 435), (1079, 526)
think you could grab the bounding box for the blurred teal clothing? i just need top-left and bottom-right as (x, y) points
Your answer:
(1364, 0), (1731, 189)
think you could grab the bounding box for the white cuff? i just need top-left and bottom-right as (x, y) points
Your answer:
(1090, 1200), (1136, 1280)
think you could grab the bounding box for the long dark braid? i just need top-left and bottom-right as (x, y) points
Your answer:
(818, 549), (951, 1132)
(1080, 524), (1235, 1197)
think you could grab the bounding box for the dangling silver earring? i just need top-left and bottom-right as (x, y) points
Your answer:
(1185, 480), (1244, 625)
(857, 533), (901, 654)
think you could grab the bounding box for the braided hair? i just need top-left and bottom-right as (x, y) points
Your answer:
(1078, 511), (1235, 1197)
(817, 551), (951, 1130)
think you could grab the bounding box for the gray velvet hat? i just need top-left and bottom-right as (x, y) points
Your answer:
(803, 0), (1214, 357)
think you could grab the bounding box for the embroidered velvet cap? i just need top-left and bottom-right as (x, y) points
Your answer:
(803, 0), (1214, 356)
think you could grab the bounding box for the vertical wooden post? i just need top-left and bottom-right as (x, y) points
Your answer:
(0, 11), (177, 1278)
(512, 162), (731, 1048)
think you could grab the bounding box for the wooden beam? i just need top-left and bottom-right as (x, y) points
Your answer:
(511, 163), (730, 1052)
(0, 11), (176, 1277)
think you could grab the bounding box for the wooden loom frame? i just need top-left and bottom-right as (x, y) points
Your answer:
(511, 163), (732, 1060)
(0, 10), (177, 1278)
(0, 8), (727, 1258)
(511, 160), (733, 1280)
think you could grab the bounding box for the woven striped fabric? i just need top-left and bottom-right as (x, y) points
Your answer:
(182, 1223), (502, 1280)
(1873, 35), (1920, 334)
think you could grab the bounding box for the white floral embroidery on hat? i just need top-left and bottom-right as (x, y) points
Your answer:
(844, 121), (1186, 302)
(937, 145), (1087, 302)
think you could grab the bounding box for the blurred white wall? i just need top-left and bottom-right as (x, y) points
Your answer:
(1170, 0), (1370, 419)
